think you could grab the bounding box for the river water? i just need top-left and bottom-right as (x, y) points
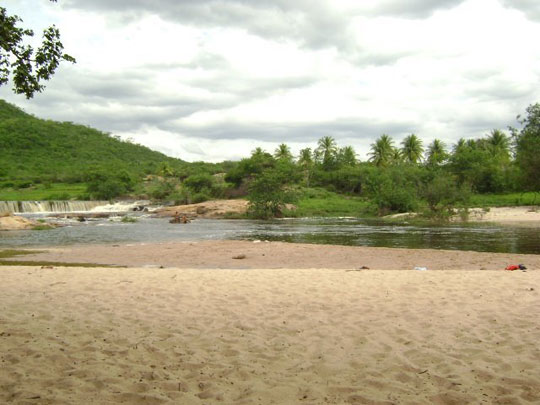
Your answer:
(1, 216), (539, 254)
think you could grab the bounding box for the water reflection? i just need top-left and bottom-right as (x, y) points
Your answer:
(1, 216), (538, 254)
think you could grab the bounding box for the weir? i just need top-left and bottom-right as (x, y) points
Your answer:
(0, 200), (108, 214)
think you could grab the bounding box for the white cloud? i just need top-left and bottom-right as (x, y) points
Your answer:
(1, 0), (539, 161)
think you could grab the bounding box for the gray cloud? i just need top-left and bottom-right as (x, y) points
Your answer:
(166, 117), (415, 143)
(369, 0), (464, 18)
(2, 61), (318, 134)
(500, 0), (540, 21)
(62, 0), (355, 52)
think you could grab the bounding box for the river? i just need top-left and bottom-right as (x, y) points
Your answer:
(1, 215), (538, 254)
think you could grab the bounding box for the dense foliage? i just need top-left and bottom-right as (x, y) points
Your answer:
(1, 98), (538, 216)
(229, 103), (539, 218)
(0, 100), (225, 200)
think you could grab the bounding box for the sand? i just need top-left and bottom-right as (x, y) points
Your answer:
(0, 214), (38, 231)
(1, 265), (539, 404)
(15, 240), (540, 270)
(463, 206), (540, 224)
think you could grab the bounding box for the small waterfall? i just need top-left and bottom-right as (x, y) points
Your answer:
(0, 201), (108, 214)
(90, 200), (152, 213)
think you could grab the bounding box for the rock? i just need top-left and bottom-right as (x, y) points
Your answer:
(196, 206), (209, 214)
(0, 214), (39, 231)
(156, 199), (250, 219)
(233, 254), (246, 260)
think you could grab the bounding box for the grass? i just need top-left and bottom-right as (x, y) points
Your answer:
(31, 224), (55, 230)
(284, 188), (375, 218)
(120, 216), (138, 223)
(0, 249), (43, 259)
(468, 192), (539, 208)
(0, 183), (88, 201)
(0, 249), (121, 268)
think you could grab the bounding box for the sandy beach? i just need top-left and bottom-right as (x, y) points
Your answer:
(1, 264), (539, 404)
(13, 240), (540, 270)
(2, 239), (540, 404)
(462, 206), (540, 225)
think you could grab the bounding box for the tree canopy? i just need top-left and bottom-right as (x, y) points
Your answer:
(0, 1), (75, 98)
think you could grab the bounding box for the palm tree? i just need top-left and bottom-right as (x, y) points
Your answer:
(400, 134), (424, 164)
(297, 148), (313, 167)
(315, 136), (338, 169)
(452, 138), (467, 155)
(368, 134), (395, 167)
(251, 147), (266, 158)
(297, 148), (314, 186)
(487, 129), (510, 160)
(391, 148), (402, 164)
(426, 139), (448, 166)
(274, 143), (293, 161)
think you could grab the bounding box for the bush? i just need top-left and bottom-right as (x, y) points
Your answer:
(421, 172), (470, 219)
(44, 192), (70, 201)
(90, 179), (127, 200)
(247, 170), (295, 219)
(146, 179), (177, 200)
(14, 180), (33, 189)
(363, 166), (421, 215)
(121, 216), (138, 223)
(183, 174), (214, 193)
(192, 192), (210, 204)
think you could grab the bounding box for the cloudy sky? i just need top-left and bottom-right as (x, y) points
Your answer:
(2, 0), (540, 162)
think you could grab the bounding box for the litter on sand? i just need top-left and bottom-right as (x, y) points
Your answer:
(505, 264), (527, 271)
(414, 267), (428, 271)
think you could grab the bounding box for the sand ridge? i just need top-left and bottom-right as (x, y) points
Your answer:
(1, 266), (539, 404)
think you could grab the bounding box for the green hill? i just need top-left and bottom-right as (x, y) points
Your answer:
(0, 99), (187, 183)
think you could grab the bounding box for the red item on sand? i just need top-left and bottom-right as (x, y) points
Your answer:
(505, 265), (519, 271)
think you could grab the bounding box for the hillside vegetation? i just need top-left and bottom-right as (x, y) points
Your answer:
(0, 100), (228, 200)
(0, 99), (538, 219)
(0, 99), (186, 182)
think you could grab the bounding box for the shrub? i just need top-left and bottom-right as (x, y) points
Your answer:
(247, 170), (295, 219)
(192, 192), (210, 204)
(183, 174), (214, 193)
(421, 172), (470, 219)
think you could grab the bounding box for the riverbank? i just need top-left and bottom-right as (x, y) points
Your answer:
(7, 240), (540, 269)
(1, 265), (538, 404)
(0, 214), (39, 230)
(462, 206), (540, 224)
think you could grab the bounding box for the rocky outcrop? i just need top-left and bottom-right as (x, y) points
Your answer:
(0, 214), (39, 231)
(157, 199), (250, 219)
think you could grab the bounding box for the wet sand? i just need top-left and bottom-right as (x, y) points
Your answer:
(1, 265), (539, 404)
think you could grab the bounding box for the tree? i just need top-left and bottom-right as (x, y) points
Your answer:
(157, 161), (175, 177)
(486, 129), (510, 161)
(224, 148), (274, 187)
(363, 165), (420, 214)
(513, 103), (540, 193)
(452, 138), (467, 155)
(400, 134), (424, 164)
(315, 136), (338, 169)
(368, 134), (395, 167)
(297, 147), (314, 187)
(337, 146), (357, 166)
(1, 1), (76, 98)
(247, 168), (296, 219)
(274, 143), (293, 161)
(421, 171), (469, 219)
(426, 139), (448, 167)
